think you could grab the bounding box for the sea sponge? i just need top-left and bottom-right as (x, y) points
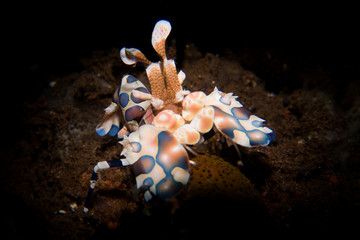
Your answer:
(182, 155), (256, 201)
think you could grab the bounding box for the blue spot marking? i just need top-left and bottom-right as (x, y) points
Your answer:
(252, 120), (264, 128)
(248, 130), (271, 146)
(156, 176), (183, 200)
(137, 87), (150, 94)
(131, 142), (142, 153)
(131, 87), (150, 103)
(125, 105), (145, 122)
(119, 93), (129, 108)
(219, 96), (231, 105)
(213, 106), (246, 135)
(108, 125), (119, 137)
(96, 127), (107, 137)
(153, 131), (189, 200)
(231, 107), (252, 120)
(156, 131), (189, 172)
(126, 75), (138, 83)
(220, 127), (235, 139)
(131, 155), (156, 176)
(213, 106), (274, 146)
(143, 177), (154, 188)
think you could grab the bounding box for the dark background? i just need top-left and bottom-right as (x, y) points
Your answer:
(2, 2), (359, 239)
(8, 2), (359, 96)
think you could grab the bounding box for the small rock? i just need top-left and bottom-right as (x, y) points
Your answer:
(49, 81), (56, 88)
(58, 210), (66, 215)
(70, 203), (78, 212)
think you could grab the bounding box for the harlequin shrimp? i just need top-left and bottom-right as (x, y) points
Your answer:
(84, 20), (275, 213)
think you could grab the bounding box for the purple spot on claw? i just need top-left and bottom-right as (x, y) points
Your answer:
(119, 93), (129, 108)
(125, 105), (145, 122)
